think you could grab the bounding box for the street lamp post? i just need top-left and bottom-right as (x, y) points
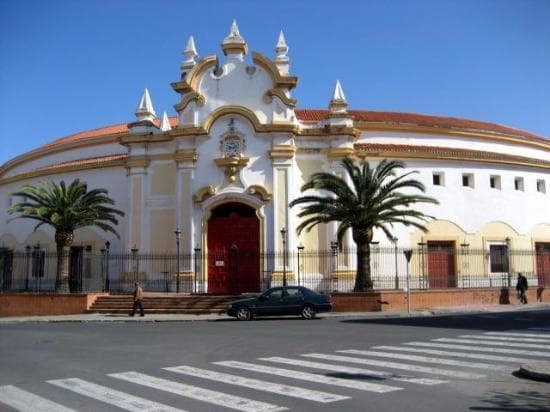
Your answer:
(417, 242), (426, 288)
(393, 238), (399, 290)
(297, 244), (304, 287)
(460, 242), (469, 288)
(403, 249), (413, 314)
(131, 245), (139, 285)
(25, 245), (31, 291)
(505, 237), (511, 287)
(104, 241), (111, 292)
(280, 228), (287, 287)
(194, 245), (201, 294)
(174, 228), (181, 293)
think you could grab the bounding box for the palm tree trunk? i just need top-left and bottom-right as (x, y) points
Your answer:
(353, 227), (374, 291)
(54, 231), (73, 293)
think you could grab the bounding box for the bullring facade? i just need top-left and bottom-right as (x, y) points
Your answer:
(1, 21), (549, 293)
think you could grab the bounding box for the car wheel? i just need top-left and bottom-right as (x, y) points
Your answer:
(301, 305), (316, 319)
(236, 307), (252, 321)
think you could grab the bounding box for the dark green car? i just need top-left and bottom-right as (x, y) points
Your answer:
(226, 286), (332, 320)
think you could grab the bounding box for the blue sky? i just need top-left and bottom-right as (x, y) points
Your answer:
(1, 0), (549, 166)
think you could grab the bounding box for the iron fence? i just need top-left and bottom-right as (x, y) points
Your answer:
(1, 246), (549, 294)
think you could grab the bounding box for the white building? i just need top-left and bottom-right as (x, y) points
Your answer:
(1, 22), (549, 293)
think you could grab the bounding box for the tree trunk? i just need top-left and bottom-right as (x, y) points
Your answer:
(353, 227), (374, 291)
(54, 231), (74, 293)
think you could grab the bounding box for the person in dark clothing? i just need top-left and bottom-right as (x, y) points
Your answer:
(129, 282), (145, 316)
(516, 273), (528, 304)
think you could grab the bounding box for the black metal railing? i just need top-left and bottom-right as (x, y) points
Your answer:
(1, 247), (548, 294)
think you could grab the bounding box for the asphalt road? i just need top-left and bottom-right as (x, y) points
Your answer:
(1, 309), (550, 412)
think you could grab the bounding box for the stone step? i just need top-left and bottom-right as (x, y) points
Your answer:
(88, 294), (243, 314)
(89, 308), (225, 314)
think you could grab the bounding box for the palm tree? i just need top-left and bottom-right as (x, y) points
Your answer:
(289, 157), (439, 291)
(8, 179), (124, 293)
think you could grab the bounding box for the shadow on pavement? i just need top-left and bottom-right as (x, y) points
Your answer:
(469, 390), (550, 411)
(339, 309), (550, 332)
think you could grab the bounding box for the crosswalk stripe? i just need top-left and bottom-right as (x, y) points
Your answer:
(301, 353), (485, 379)
(0, 385), (77, 412)
(434, 338), (550, 350)
(485, 332), (550, 338)
(406, 341), (550, 357)
(47, 378), (183, 412)
(338, 349), (508, 371)
(110, 371), (287, 412)
(372, 345), (532, 364)
(459, 334), (550, 343)
(259, 356), (447, 386)
(214, 360), (402, 393)
(165, 364), (347, 403)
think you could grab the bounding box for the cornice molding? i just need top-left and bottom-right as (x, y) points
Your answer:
(0, 155), (126, 185)
(269, 145), (297, 159)
(175, 148), (198, 163)
(354, 143), (550, 170)
(0, 134), (122, 178)
(325, 147), (356, 161)
(119, 133), (172, 145)
(124, 155), (149, 169)
(356, 122), (550, 152)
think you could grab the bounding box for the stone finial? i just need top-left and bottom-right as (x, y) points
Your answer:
(328, 80), (353, 127)
(135, 88), (157, 123)
(221, 19), (248, 57)
(274, 30), (290, 75)
(332, 80), (347, 103)
(160, 111), (172, 131)
(183, 35), (198, 65)
(275, 31), (288, 57)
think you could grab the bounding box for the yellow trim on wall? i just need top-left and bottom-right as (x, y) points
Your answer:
(0, 158), (126, 185)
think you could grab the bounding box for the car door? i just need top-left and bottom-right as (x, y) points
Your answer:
(281, 287), (305, 315)
(255, 288), (285, 316)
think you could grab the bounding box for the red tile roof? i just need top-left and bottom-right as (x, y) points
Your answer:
(40, 110), (546, 150)
(296, 109), (546, 141)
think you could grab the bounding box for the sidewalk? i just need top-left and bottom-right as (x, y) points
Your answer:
(1, 301), (549, 323)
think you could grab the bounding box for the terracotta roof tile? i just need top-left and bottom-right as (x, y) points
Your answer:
(41, 111), (547, 150)
(296, 109), (546, 141)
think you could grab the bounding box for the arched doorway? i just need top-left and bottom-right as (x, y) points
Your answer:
(207, 202), (260, 293)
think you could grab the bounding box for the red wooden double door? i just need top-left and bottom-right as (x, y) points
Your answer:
(207, 203), (260, 293)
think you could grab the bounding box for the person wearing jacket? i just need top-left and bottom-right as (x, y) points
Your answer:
(130, 281), (145, 316)
(516, 273), (528, 304)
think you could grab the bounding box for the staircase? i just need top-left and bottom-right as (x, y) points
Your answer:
(88, 294), (242, 315)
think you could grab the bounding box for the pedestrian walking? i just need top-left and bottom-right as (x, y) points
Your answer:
(516, 272), (528, 304)
(129, 281), (145, 316)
